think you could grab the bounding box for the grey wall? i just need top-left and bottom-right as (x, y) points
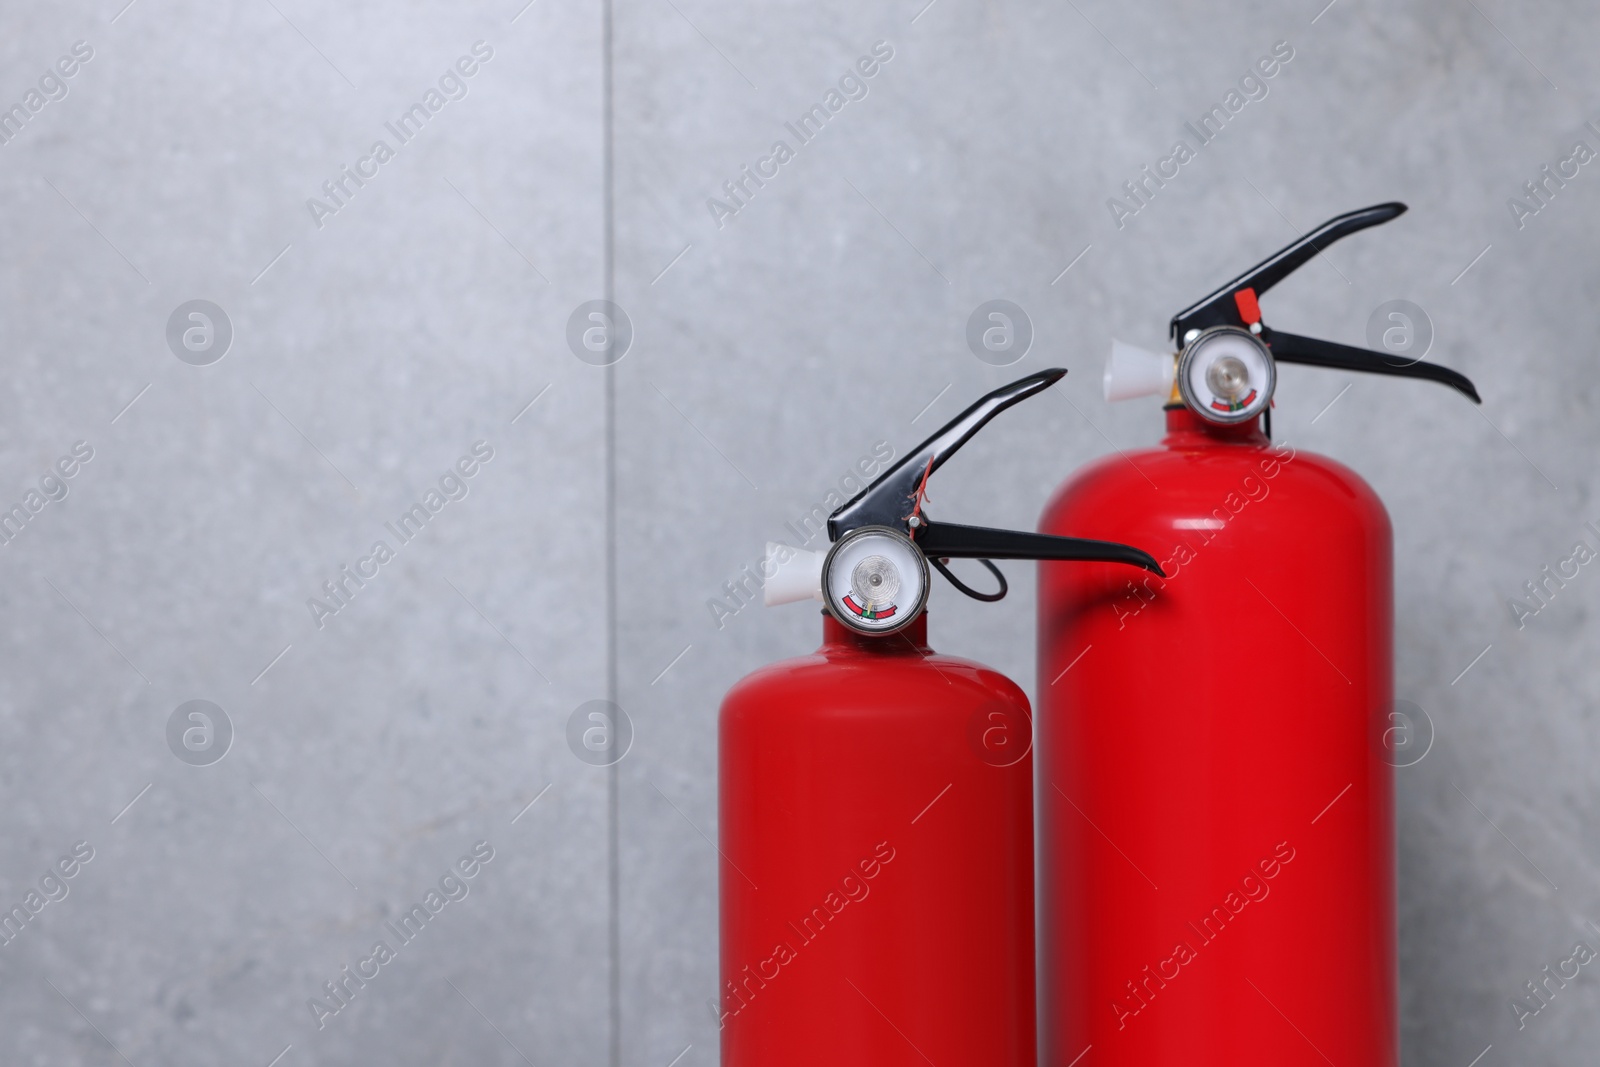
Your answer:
(0, 0), (1595, 1064)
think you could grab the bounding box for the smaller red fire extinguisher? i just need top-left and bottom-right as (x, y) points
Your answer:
(718, 370), (1162, 1067)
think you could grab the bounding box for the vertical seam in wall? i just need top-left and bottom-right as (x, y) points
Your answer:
(601, 0), (620, 1062)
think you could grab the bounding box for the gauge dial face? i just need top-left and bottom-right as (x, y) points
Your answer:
(1178, 327), (1275, 425)
(822, 526), (929, 635)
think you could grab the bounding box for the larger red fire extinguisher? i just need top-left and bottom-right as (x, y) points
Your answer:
(720, 371), (1162, 1067)
(1036, 204), (1481, 1067)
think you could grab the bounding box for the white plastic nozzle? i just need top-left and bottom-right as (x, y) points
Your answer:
(763, 543), (826, 607)
(1104, 339), (1177, 403)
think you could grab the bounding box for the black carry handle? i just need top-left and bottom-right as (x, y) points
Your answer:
(1169, 203), (1406, 339)
(1167, 202), (1480, 404)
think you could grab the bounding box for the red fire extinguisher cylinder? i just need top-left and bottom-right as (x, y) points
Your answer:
(719, 371), (1164, 1067)
(1037, 203), (1480, 1067)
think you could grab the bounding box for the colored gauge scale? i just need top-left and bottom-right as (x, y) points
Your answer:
(822, 526), (929, 635)
(1178, 327), (1276, 425)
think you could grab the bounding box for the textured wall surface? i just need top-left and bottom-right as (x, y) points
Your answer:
(0, 0), (1596, 1065)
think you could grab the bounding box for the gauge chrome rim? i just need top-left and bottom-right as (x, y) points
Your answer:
(1177, 326), (1276, 425)
(821, 526), (930, 636)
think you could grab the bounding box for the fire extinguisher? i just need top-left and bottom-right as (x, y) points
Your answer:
(1036, 203), (1480, 1067)
(720, 370), (1162, 1067)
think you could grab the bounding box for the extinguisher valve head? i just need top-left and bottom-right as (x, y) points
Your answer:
(761, 371), (1167, 636)
(1160, 202), (1480, 410)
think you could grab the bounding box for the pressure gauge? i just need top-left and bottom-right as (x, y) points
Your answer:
(1177, 327), (1275, 425)
(821, 526), (929, 635)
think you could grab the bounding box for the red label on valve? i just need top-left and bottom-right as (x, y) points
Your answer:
(1233, 287), (1261, 325)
